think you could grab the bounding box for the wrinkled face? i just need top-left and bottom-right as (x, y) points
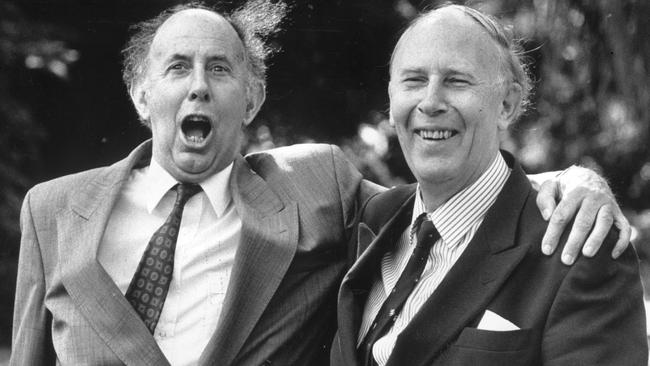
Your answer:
(132, 9), (263, 183)
(389, 10), (518, 204)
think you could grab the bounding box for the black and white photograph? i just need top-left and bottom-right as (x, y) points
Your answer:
(1, 0), (649, 364)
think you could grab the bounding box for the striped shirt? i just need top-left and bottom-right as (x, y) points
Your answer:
(357, 153), (511, 365)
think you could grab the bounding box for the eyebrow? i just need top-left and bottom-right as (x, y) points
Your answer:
(164, 53), (234, 65)
(396, 67), (427, 77)
(396, 66), (475, 77)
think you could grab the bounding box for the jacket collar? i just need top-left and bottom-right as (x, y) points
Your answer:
(61, 140), (171, 365)
(198, 154), (299, 365)
(61, 142), (299, 365)
(337, 152), (532, 366)
(389, 153), (532, 366)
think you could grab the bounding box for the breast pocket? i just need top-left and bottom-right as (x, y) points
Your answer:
(442, 328), (538, 366)
(455, 327), (533, 351)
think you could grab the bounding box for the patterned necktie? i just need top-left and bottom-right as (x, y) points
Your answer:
(125, 183), (201, 333)
(359, 213), (440, 366)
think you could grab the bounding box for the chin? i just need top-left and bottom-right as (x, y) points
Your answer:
(414, 162), (459, 185)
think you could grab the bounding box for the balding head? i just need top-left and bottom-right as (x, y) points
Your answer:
(122, 1), (287, 126)
(387, 4), (526, 209)
(391, 4), (531, 122)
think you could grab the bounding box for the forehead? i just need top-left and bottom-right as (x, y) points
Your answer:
(149, 9), (245, 62)
(392, 9), (502, 76)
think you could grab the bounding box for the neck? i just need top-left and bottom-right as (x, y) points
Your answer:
(419, 152), (498, 212)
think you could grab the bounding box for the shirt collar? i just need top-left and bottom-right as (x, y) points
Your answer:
(411, 152), (511, 248)
(144, 159), (234, 217)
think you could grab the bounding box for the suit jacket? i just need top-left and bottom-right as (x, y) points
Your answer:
(11, 140), (380, 366)
(331, 152), (647, 366)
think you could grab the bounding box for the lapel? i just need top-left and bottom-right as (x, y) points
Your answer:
(386, 158), (533, 366)
(336, 190), (416, 366)
(199, 154), (299, 366)
(58, 140), (170, 365)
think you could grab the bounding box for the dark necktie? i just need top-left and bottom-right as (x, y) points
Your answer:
(125, 183), (201, 333)
(359, 213), (440, 366)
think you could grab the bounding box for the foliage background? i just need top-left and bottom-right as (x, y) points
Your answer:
(1, 0), (648, 355)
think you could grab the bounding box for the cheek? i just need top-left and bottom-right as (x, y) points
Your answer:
(148, 81), (187, 110)
(471, 90), (501, 116)
(223, 90), (249, 116)
(150, 122), (174, 144)
(390, 95), (416, 126)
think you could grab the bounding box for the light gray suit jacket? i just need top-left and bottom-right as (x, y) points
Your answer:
(11, 140), (380, 365)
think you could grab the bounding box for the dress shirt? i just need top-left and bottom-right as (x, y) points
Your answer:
(357, 153), (511, 365)
(98, 159), (240, 366)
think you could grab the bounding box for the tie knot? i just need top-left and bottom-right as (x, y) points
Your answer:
(174, 183), (201, 206)
(411, 213), (439, 250)
(416, 220), (438, 245)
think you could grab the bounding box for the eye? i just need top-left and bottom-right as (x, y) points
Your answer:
(402, 76), (427, 86)
(209, 64), (230, 74)
(168, 63), (188, 72)
(446, 76), (471, 86)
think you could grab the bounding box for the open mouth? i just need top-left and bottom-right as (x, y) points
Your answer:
(415, 129), (458, 141)
(181, 114), (212, 144)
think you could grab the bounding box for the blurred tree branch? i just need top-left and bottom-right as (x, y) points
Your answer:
(0, 0), (78, 345)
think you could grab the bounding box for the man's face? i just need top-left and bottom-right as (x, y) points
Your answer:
(132, 9), (263, 183)
(389, 10), (517, 203)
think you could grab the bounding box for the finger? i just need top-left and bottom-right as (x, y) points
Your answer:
(541, 193), (581, 256)
(536, 180), (560, 221)
(561, 197), (601, 264)
(612, 211), (632, 259)
(581, 205), (614, 257)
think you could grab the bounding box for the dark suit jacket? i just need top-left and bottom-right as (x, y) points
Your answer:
(331, 153), (647, 366)
(11, 140), (380, 366)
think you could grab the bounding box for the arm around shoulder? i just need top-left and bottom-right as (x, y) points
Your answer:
(329, 144), (385, 228)
(10, 190), (55, 365)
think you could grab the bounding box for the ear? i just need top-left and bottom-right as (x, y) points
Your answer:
(243, 81), (266, 126)
(497, 82), (522, 130)
(388, 111), (396, 126)
(387, 80), (396, 126)
(129, 81), (150, 123)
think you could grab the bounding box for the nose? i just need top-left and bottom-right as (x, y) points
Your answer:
(417, 81), (447, 116)
(188, 69), (210, 102)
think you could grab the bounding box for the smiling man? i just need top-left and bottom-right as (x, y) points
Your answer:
(331, 5), (646, 366)
(10, 2), (637, 366)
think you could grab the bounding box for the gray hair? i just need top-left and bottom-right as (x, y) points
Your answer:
(121, 0), (286, 124)
(390, 4), (533, 121)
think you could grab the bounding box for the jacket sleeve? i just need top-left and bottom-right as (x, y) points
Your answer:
(329, 145), (384, 265)
(10, 190), (55, 365)
(542, 234), (647, 365)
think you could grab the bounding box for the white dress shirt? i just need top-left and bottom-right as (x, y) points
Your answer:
(357, 153), (511, 365)
(98, 159), (241, 366)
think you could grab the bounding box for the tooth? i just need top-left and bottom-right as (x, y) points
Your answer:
(419, 130), (455, 140)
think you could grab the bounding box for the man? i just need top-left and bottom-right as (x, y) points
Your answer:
(10, 2), (633, 366)
(331, 5), (646, 366)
